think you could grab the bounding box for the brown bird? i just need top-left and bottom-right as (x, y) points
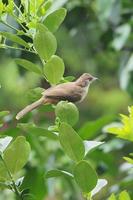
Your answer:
(16, 73), (97, 120)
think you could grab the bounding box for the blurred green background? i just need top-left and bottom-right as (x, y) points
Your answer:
(0, 0), (133, 199)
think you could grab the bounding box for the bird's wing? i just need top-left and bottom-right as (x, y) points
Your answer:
(43, 82), (82, 102)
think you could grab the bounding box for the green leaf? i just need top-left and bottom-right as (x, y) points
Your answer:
(108, 106), (133, 142)
(123, 157), (133, 164)
(43, 55), (64, 84)
(55, 101), (79, 126)
(45, 169), (73, 179)
(0, 111), (10, 118)
(0, 156), (8, 182)
(119, 191), (131, 200)
(43, 8), (67, 33)
(59, 123), (85, 162)
(27, 87), (44, 102)
(15, 58), (42, 75)
(108, 194), (116, 200)
(3, 136), (31, 175)
(0, 32), (29, 48)
(0, 111), (10, 124)
(17, 123), (58, 140)
(74, 160), (98, 193)
(79, 115), (115, 140)
(33, 24), (57, 61)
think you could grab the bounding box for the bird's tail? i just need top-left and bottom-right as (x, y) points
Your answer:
(16, 97), (46, 120)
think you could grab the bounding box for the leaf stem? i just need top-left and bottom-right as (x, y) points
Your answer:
(0, 20), (18, 32)
(0, 44), (37, 54)
(0, 155), (22, 199)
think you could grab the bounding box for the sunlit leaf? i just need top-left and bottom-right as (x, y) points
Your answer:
(43, 55), (64, 84)
(74, 160), (98, 192)
(108, 194), (116, 200)
(123, 157), (133, 164)
(108, 106), (133, 142)
(119, 190), (131, 200)
(59, 123), (85, 162)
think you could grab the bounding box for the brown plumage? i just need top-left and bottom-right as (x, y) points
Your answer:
(16, 73), (97, 120)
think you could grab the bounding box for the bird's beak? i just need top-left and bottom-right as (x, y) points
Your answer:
(92, 76), (98, 81)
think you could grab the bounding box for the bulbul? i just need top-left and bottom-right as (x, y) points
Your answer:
(16, 73), (97, 120)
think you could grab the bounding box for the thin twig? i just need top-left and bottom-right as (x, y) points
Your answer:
(0, 45), (37, 54)
(0, 155), (22, 199)
(0, 20), (18, 32)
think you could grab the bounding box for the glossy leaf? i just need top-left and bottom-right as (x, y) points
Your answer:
(3, 136), (31, 175)
(79, 115), (115, 140)
(43, 55), (64, 85)
(33, 24), (57, 61)
(15, 58), (42, 75)
(55, 101), (79, 126)
(59, 123), (85, 162)
(0, 32), (29, 48)
(43, 8), (67, 32)
(74, 160), (98, 192)
(45, 169), (73, 178)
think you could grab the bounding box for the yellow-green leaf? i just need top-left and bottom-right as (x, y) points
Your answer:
(119, 191), (131, 200)
(108, 106), (133, 142)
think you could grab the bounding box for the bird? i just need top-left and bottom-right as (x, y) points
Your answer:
(16, 73), (97, 120)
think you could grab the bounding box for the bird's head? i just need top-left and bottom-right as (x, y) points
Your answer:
(76, 73), (98, 87)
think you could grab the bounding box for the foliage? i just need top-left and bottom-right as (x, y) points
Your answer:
(108, 106), (133, 142)
(0, 0), (133, 200)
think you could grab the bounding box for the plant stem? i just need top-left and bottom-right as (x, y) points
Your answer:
(0, 20), (18, 32)
(0, 155), (22, 199)
(0, 44), (37, 54)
